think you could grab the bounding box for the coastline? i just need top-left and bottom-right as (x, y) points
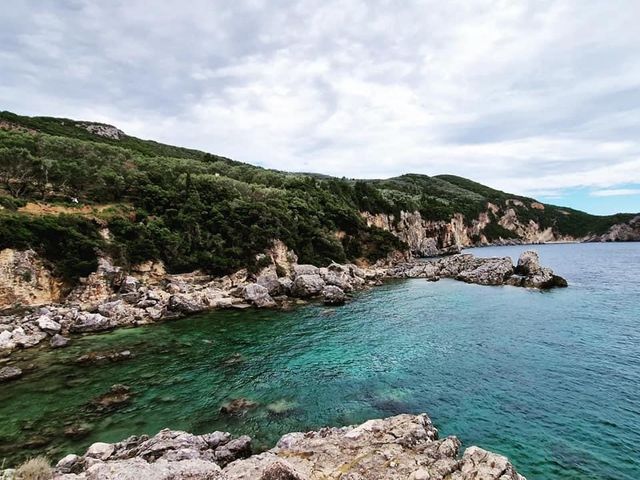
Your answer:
(1, 414), (526, 479)
(0, 248), (566, 367)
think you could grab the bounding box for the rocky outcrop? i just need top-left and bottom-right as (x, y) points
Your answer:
(0, 248), (63, 309)
(47, 414), (524, 480)
(0, 246), (566, 358)
(361, 207), (580, 257)
(75, 122), (125, 140)
(594, 215), (640, 242)
(388, 251), (567, 289)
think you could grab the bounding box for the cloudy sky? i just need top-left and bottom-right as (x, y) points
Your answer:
(2, 1), (640, 214)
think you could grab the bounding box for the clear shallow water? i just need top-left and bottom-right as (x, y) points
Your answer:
(1, 243), (639, 479)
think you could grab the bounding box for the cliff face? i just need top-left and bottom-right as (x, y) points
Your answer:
(0, 249), (63, 310)
(361, 202), (579, 256)
(595, 215), (640, 242)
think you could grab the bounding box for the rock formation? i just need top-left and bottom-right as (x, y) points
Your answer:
(40, 414), (524, 479)
(0, 249), (63, 310)
(594, 215), (640, 242)
(0, 246), (567, 359)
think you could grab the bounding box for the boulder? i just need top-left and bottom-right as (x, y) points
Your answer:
(91, 384), (132, 412)
(256, 272), (282, 296)
(456, 257), (514, 286)
(322, 286), (346, 306)
(291, 275), (325, 298)
(36, 314), (61, 333)
(56, 453), (83, 474)
(292, 264), (319, 277)
(515, 251), (542, 276)
(86, 442), (115, 461)
(452, 446), (525, 480)
(243, 284), (276, 308)
(0, 366), (22, 382)
(71, 313), (112, 333)
(50, 334), (70, 348)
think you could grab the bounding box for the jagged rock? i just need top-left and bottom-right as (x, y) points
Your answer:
(214, 436), (252, 467)
(50, 334), (70, 348)
(120, 276), (141, 294)
(293, 264), (319, 277)
(456, 257), (514, 286)
(71, 313), (112, 333)
(0, 366), (22, 382)
(56, 453), (83, 474)
(0, 248), (63, 308)
(451, 446), (525, 480)
(243, 284), (276, 308)
(50, 414), (524, 480)
(9, 326), (47, 348)
(291, 275), (325, 298)
(256, 272), (282, 296)
(36, 314), (61, 333)
(277, 278), (293, 295)
(86, 442), (115, 460)
(322, 286), (346, 305)
(515, 251), (542, 276)
(168, 294), (206, 313)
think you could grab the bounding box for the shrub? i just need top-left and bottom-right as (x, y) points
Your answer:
(15, 456), (52, 480)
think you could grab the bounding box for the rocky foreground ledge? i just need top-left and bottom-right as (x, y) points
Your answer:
(0, 246), (566, 363)
(0, 414), (524, 479)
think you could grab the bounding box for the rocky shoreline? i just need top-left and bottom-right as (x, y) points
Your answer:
(0, 246), (566, 368)
(0, 413), (525, 479)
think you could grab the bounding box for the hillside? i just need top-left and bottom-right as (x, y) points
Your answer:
(0, 111), (637, 286)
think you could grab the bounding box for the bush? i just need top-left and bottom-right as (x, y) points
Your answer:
(15, 456), (52, 480)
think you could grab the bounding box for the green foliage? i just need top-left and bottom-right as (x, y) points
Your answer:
(0, 214), (103, 282)
(0, 111), (635, 283)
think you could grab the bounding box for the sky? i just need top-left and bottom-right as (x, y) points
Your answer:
(1, 1), (639, 215)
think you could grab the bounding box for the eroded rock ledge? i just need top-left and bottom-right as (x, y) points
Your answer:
(43, 414), (524, 480)
(0, 247), (566, 360)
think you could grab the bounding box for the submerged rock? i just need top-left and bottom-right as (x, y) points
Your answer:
(220, 398), (258, 416)
(91, 384), (133, 412)
(0, 365), (22, 382)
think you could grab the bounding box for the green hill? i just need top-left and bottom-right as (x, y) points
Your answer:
(0, 111), (634, 284)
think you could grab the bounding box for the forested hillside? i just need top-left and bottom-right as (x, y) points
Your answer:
(0, 111), (634, 284)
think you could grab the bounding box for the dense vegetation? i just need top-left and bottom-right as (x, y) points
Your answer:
(0, 111), (634, 284)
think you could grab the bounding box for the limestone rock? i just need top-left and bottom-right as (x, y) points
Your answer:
(291, 275), (325, 298)
(322, 286), (346, 305)
(0, 248), (63, 309)
(50, 334), (70, 348)
(293, 265), (319, 277)
(86, 442), (115, 461)
(243, 284), (276, 308)
(0, 366), (22, 382)
(37, 314), (61, 333)
(70, 313), (112, 333)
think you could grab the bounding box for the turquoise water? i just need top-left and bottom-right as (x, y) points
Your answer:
(1, 243), (639, 479)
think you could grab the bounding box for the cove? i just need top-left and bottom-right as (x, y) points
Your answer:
(1, 243), (639, 479)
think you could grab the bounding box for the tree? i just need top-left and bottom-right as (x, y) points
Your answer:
(0, 147), (39, 198)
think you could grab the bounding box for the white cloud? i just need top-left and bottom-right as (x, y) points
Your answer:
(1, 0), (640, 212)
(590, 189), (640, 197)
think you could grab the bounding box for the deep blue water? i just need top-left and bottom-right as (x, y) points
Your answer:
(1, 243), (638, 479)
